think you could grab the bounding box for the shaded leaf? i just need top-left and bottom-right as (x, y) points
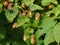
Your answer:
(16, 15), (30, 27)
(22, 0), (34, 6)
(35, 17), (56, 40)
(40, 17), (56, 29)
(53, 23), (60, 43)
(36, 40), (44, 45)
(29, 4), (43, 11)
(0, 21), (6, 40)
(41, 0), (56, 6)
(47, 5), (60, 17)
(5, 6), (18, 22)
(44, 30), (54, 45)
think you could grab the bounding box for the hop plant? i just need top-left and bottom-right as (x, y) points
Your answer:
(0, 0), (60, 45)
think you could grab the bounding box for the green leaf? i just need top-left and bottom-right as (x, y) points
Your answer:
(53, 23), (60, 43)
(0, 3), (3, 8)
(24, 28), (34, 38)
(23, 0), (42, 11)
(16, 15), (30, 27)
(25, 38), (31, 45)
(15, 0), (18, 2)
(44, 30), (54, 45)
(25, 28), (34, 34)
(40, 17), (56, 29)
(47, 5), (60, 16)
(41, 0), (56, 6)
(22, 0), (34, 6)
(35, 29), (49, 40)
(32, 20), (39, 27)
(29, 4), (43, 11)
(5, 6), (18, 22)
(36, 40), (44, 45)
(35, 17), (56, 40)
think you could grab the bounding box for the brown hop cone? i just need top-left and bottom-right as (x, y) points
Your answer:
(8, 3), (13, 10)
(23, 34), (26, 41)
(22, 12), (27, 16)
(8, 3), (13, 6)
(35, 12), (40, 21)
(30, 34), (35, 45)
(46, 13), (50, 17)
(8, 5), (12, 10)
(21, 2), (26, 9)
(27, 10), (32, 17)
(3, 1), (8, 6)
(48, 4), (52, 9)
(12, 22), (17, 28)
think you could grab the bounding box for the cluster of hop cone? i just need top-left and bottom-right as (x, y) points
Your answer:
(3, 0), (56, 45)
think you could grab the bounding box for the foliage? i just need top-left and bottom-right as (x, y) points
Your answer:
(0, 0), (60, 45)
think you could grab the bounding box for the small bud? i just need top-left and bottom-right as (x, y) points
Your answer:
(22, 12), (27, 16)
(46, 13), (50, 17)
(3, 1), (8, 6)
(30, 34), (35, 44)
(7, 3), (13, 10)
(12, 22), (17, 28)
(23, 34), (26, 41)
(48, 4), (52, 9)
(21, 2), (26, 9)
(35, 12), (40, 21)
(27, 10), (32, 17)
(8, 5), (12, 10)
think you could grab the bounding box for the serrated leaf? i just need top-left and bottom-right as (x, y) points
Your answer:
(40, 17), (56, 29)
(35, 17), (56, 40)
(22, 0), (34, 6)
(5, 6), (18, 22)
(23, 0), (42, 11)
(41, 0), (56, 6)
(16, 15), (30, 27)
(53, 23), (60, 43)
(44, 30), (54, 45)
(47, 5), (60, 16)
(35, 29), (49, 40)
(29, 4), (43, 11)
(36, 40), (44, 45)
